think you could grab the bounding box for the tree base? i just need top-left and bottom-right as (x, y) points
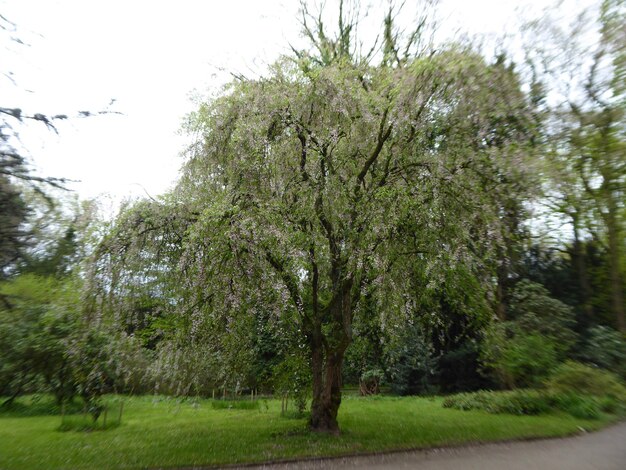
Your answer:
(309, 407), (340, 434)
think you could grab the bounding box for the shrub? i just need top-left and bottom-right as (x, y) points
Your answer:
(596, 396), (624, 414)
(492, 390), (551, 415)
(272, 352), (311, 416)
(385, 322), (438, 395)
(442, 387), (619, 420)
(442, 391), (490, 411)
(481, 280), (578, 389)
(545, 361), (626, 399)
(443, 389), (550, 416)
(579, 326), (626, 378)
(508, 280), (577, 357)
(547, 392), (602, 419)
(501, 334), (559, 387)
(482, 326), (559, 388)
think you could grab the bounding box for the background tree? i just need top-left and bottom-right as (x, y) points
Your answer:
(528, 0), (626, 331)
(1, 12), (118, 282)
(481, 280), (577, 388)
(0, 274), (80, 406)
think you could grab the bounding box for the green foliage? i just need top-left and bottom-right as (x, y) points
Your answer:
(272, 351), (311, 416)
(68, 330), (114, 420)
(532, 0), (626, 331)
(500, 333), (559, 387)
(548, 393), (603, 420)
(579, 326), (626, 378)
(90, 8), (539, 429)
(109, 333), (153, 393)
(442, 389), (613, 420)
(545, 361), (626, 399)
(0, 176), (29, 275)
(385, 321), (438, 395)
(20, 223), (79, 278)
(394, 264), (493, 394)
(481, 280), (577, 388)
(150, 342), (220, 397)
(444, 361), (626, 420)
(508, 280), (577, 357)
(343, 292), (386, 386)
(66, 330), (150, 422)
(482, 325), (559, 388)
(442, 390), (551, 415)
(0, 274), (80, 404)
(519, 242), (620, 329)
(437, 340), (491, 393)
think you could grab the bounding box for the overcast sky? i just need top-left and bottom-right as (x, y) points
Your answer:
(2, 0), (594, 207)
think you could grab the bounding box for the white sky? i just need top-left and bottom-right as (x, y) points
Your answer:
(1, 0), (594, 207)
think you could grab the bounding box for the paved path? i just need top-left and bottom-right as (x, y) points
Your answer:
(236, 421), (626, 470)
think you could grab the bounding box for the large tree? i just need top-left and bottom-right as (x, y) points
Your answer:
(94, 5), (536, 432)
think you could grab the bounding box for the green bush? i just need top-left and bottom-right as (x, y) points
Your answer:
(545, 361), (626, 399)
(596, 396), (624, 414)
(272, 352), (311, 416)
(579, 326), (626, 379)
(508, 280), (577, 357)
(480, 280), (578, 389)
(443, 389), (550, 416)
(481, 325), (560, 389)
(385, 322), (438, 396)
(500, 334), (559, 387)
(493, 390), (551, 415)
(442, 387), (621, 420)
(547, 392), (601, 420)
(442, 391), (490, 411)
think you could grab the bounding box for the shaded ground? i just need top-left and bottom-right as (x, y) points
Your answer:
(238, 421), (626, 470)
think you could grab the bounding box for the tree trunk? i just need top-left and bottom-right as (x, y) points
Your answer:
(1, 387), (21, 408)
(496, 263), (507, 320)
(606, 206), (625, 332)
(309, 284), (352, 433)
(572, 214), (593, 318)
(309, 343), (346, 434)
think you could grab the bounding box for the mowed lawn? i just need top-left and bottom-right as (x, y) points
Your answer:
(0, 394), (615, 470)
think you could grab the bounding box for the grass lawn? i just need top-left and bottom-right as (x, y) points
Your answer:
(0, 394), (618, 470)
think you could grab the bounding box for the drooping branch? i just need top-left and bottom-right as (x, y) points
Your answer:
(355, 107), (392, 192)
(264, 246), (308, 322)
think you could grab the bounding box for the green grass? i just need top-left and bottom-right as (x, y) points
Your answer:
(0, 394), (618, 470)
(211, 399), (260, 410)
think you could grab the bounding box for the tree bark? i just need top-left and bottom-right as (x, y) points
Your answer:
(572, 214), (593, 318)
(496, 263), (507, 320)
(606, 204), (625, 332)
(309, 345), (346, 433)
(309, 284), (352, 433)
